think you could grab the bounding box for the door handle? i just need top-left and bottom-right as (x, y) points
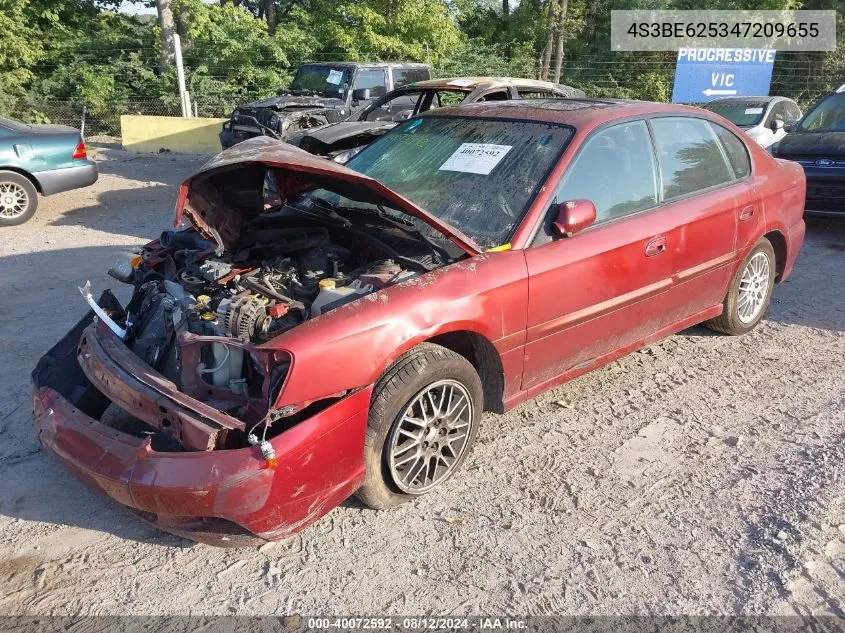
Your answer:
(645, 236), (667, 257)
(739, 205), (756, 221)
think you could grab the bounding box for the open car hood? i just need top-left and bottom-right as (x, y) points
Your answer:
(175, 137), (481, 256)
(303, 121), (399, 145)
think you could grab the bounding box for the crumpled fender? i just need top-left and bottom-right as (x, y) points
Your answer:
(261, 250), (529, 410)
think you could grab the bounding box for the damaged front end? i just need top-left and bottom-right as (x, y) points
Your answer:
(31, 282), (372, 544)
(32, 139), (479, 544)
(220, 94), (347, 149)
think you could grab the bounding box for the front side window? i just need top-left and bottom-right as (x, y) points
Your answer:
(289, 65), (351, 98)
(435, 90), (469, 107)
(555, 120), (659, 224)
(708, 121), (752, 180)
(518, 90), (559, 100)
(766, 102), (788, 126)
(296, 116), (573, 248)
(799, 93), (845, 132)
(362, 91), (422, 122)
(651, 117), (734, 201)
(355, 69), (388, 99)
(784, 101), (802, 122)
(480, 90), (509, 102)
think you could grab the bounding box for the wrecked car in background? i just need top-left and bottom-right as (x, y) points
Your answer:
(220, 62), (431, 149)
(291, 77), (586, 162)
(33, 99), (804, 546)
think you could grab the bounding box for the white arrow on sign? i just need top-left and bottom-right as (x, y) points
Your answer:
(703, 88), (738, 96)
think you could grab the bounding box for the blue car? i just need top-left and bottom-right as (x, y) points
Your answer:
(0, 115), (98, 225)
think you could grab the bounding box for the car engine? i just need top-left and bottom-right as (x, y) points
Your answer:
(110, 223), (417, 398)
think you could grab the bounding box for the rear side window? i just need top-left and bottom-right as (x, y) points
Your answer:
(555, 120), (659, 223)
(392, 67), (430, 87)
(356, 69), (388, 98)
(651, 117), (734, 201)
(708, 122), (751, 180)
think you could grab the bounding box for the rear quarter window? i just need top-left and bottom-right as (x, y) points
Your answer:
(708, 121), (752, 180)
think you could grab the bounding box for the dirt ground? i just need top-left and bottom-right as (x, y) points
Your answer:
(0, 146), (843, 616)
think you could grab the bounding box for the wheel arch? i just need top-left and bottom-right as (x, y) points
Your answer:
(0, 166), (43, 194)
(425, 330), (505, 414)
(763, 229), (787, 282)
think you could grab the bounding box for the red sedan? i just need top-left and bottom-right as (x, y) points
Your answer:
(32, 99), (806, 546)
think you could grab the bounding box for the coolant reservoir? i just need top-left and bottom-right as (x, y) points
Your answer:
(310, 278), (375, 318)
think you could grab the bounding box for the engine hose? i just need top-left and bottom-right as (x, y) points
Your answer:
(240, 278), (305, 311)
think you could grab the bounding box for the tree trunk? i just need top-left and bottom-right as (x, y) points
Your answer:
(264, 0), (277, 34)
(502, 0), (510, 60)
(155, 0), (176, 73)
(539, 0), (557, 80)
(552, 0), (567, 83)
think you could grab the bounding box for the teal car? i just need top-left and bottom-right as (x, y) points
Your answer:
(0, 115), (98, 225)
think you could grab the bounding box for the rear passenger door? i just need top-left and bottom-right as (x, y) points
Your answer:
(522, 120), (675, 390)
(648, 116), (748, 326)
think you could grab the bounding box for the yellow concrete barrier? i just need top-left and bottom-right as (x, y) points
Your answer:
(121, 115), (228, 154)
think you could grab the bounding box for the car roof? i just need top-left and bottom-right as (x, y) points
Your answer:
(704, 96), (787, 105)
(420, 98), (706, 128)
(408, 77), (569, 91)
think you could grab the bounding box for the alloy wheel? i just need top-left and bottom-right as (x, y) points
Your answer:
(387, 379), (474, 494)
(737, 251), (771, 324)
(0, 182), (29, 219)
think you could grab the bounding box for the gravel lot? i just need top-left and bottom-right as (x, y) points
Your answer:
(0, 146), (843, 616)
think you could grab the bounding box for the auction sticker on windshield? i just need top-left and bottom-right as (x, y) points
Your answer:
(327, 69), (344, 85)
(745, 107), (764, 114)
(439, 143), (512, 175)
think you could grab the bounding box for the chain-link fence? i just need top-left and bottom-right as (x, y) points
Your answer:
(3, 52), (842, 141)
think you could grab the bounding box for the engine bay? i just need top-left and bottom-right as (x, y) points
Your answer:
(120, 217), (420, 380)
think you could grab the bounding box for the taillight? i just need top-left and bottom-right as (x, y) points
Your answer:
(72, 142), (87, 160)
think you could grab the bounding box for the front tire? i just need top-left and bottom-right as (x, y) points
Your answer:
(356, 343), (483, 510)
(706, 238), (776, 335)
(0, 171), (38, 226)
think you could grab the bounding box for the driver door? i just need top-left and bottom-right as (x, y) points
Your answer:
(522, 120), (676, 391)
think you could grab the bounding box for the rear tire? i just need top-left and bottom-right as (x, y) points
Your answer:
(0, 171), (39, 226)
(706, 238), (776, 335)
(356, 343), (483, 510)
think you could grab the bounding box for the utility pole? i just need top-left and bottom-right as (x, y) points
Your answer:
(174, 33), (189, 118)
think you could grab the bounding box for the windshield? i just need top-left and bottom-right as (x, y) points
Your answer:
(0, 115), (31, 132)
(297, 116), (573, 249)
(289, 65), (351, 99)
(704, 101), (769, 126)
(799, 93), (845, 132)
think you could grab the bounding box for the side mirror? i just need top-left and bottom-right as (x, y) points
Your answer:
(772, 119), (785, 131)
(784, 119), (799, 132)
(552, 199), (596, 238)
(352, 88), (372, 102)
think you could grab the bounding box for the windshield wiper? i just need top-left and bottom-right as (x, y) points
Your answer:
(285, 198), (437, 272)
(308, 196), (353, 226)
(373, 205), (450, 264)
